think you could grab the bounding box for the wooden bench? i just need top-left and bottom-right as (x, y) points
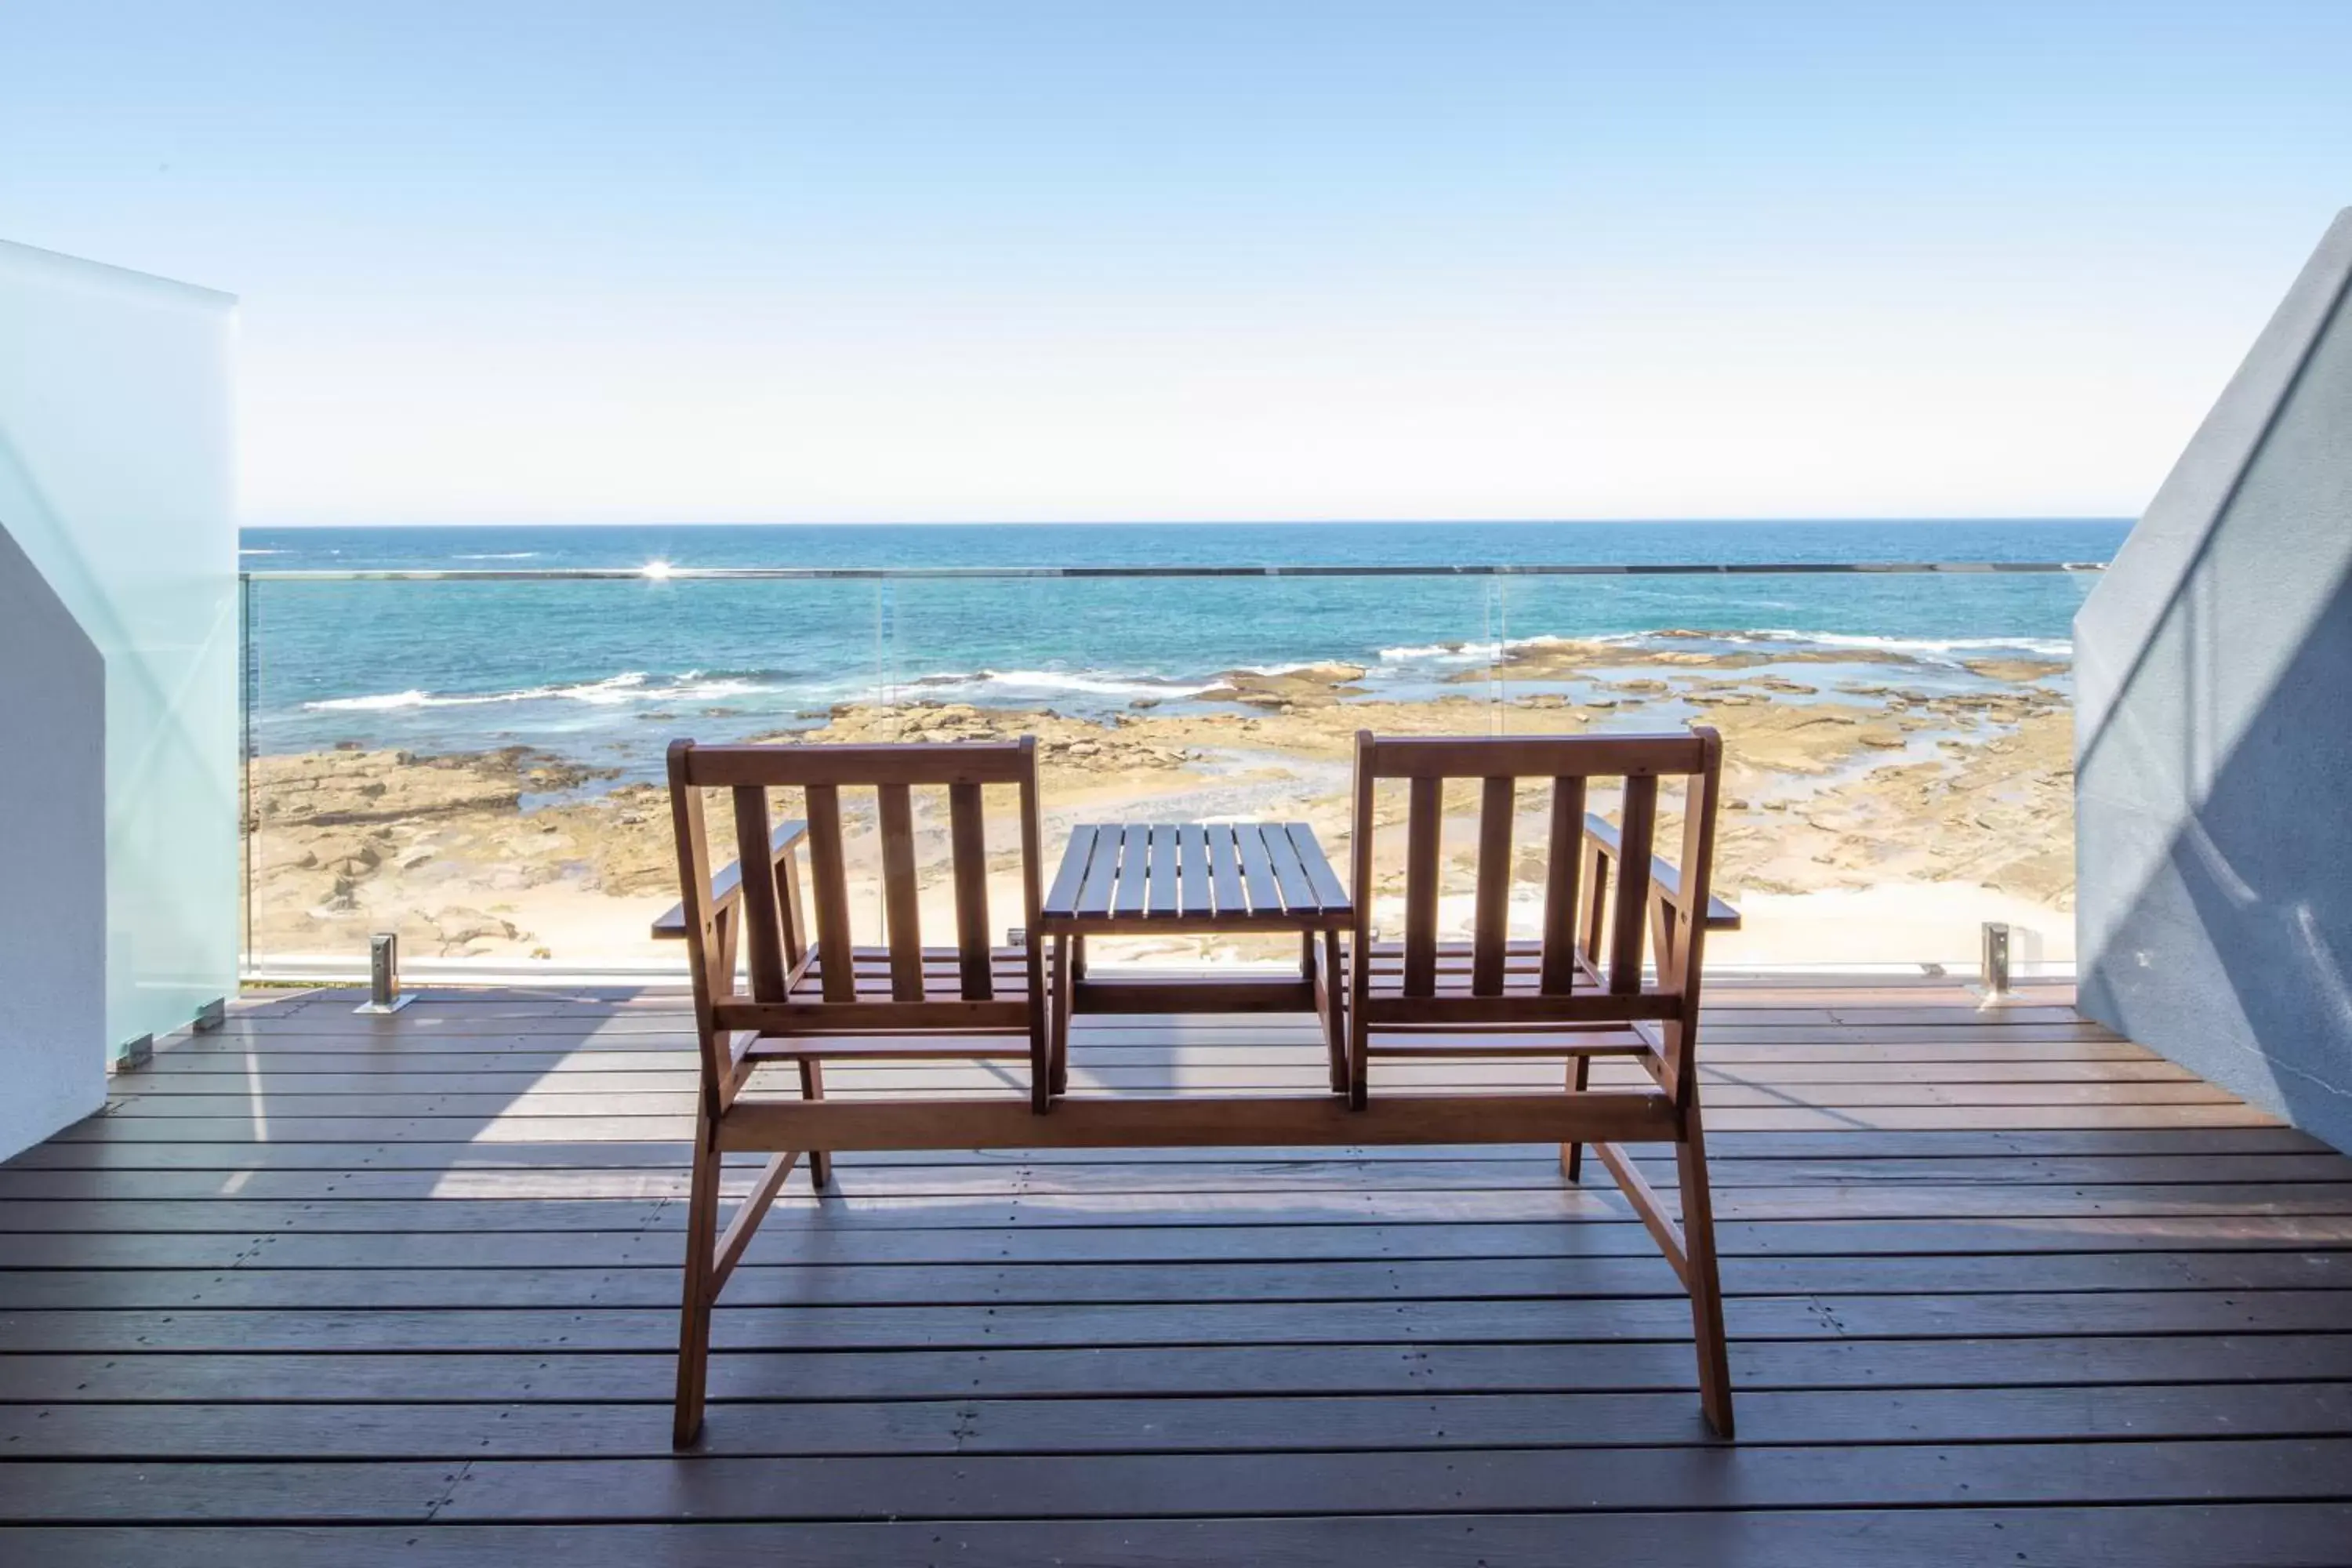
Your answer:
(662, 728), (1740, 1445)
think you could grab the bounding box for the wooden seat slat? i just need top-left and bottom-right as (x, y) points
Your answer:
(744, 1034), (1035, 1062)
(787, 949), (1036, 1003)
(1366, 1031), (1658, 1059)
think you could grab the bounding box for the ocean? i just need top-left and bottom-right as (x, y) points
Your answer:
(241, 519), (2129, 773)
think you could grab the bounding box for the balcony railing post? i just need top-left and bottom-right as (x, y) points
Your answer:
(355, 932), (412, 1014)
(1976, 920), (2013, 1004)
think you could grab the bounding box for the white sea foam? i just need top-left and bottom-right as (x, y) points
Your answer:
(557, 672), (653, 705)
(452, 551), (541, 561)
(922, 668), (1221, 700)
(305, 689), (439, 712)
(1377, 633), (1573, 665)
(1377, 641), (1501, 664)
(301, 670), (740, 713)
(666, 677), (771, 703)
(1731, 629), (2073, 659)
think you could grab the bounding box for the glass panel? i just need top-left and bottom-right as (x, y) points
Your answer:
(878, 572), (1503, 966)
(0, 241), (238, 1053)
(240, 559), (2097, 980)
(243, 573), (877, 972)
(1490, 567), (2091, 975)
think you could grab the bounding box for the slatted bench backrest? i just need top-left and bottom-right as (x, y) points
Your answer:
(1348, 728), (1724, 1094)
(666, 739), (1047, 1062)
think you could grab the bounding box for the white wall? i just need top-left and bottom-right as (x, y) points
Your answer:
(2076, 209), (2352, 1153)
(0, 240), (237, 1156)
(0, 520), (106, 1155)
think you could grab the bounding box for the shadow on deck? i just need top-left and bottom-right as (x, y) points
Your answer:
(2, 978), (2350, 1564)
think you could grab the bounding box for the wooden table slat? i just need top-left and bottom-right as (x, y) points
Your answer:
(1178, 824), (1210, 917)
(1233, 825), (1283, 913)
(1205, 825), (1245, 916)
(1041, 826), (1098, 919)
(1287, 822), (1352, 912)
(1259, 822), (1319, 915)
(1074, 826), (1122, 917)
(1111, 825), (1151, 917)
(1146, 826), (1180, 916)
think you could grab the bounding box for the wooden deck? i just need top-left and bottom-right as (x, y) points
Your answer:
(4, 978), (2352, 1563)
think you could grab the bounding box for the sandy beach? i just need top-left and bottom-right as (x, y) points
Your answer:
(245, 634), (2076, 973)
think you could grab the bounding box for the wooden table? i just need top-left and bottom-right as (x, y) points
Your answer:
(1038, 822), (1354, 1094)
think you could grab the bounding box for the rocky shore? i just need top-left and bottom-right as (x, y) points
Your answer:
(247, 643), (2076, 967)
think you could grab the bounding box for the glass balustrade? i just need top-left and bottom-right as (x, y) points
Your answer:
(241, 562), (2096, 978)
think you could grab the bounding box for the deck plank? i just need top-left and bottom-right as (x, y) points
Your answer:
(1, 981), (2345, 1553)
(9, 1510), (2352, 1568)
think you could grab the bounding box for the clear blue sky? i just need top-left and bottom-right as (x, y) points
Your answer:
(4, 1), (2347, 524)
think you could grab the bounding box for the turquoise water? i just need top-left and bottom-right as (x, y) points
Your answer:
(241, 520), (2125, 769)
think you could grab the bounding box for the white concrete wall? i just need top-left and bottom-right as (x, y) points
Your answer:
(2075, 209), (2352, 1152)
(0, 519), (107, 1154)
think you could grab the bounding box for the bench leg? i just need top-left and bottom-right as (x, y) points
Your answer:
(1050, 933), (1074, 1098)
(672, 1107), (721, 1448)
(1560, 1054), (1591, 1181)
(800, 1060), (830, 1189)
(1319, 929), (1347, 1094)
(1347, 942), (1370, 1110)
(1677, 1105), (1736, 1439)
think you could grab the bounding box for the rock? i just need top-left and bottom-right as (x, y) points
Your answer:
(433, 906), (520, 952)
(1964, 657), (2068, 684)
(1198, 662), (1369, 709)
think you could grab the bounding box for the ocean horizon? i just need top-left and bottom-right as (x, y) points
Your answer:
(242, 518), (2127, 773)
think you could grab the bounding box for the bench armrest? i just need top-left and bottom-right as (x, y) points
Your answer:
(651, 819), (809, 941)
(1582, 813), (1741, 931)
